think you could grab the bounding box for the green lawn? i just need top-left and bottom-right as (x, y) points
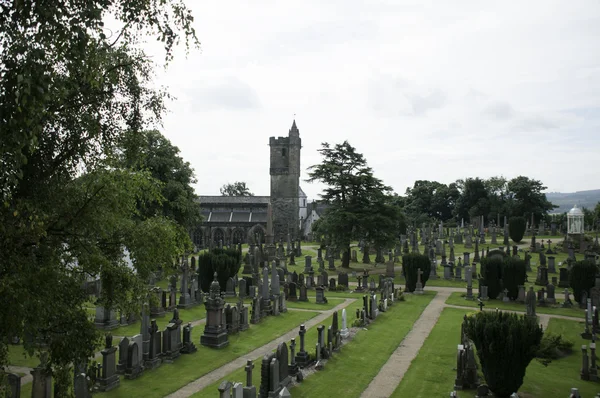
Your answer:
(111, 303), (206, 338)
(519, 317), (600, 397)
(392, 308), (600, 397)
(190, 298), (363, 398)
(391, 307), (467, 397)
(101, 310), (319, 398)
(445, 292), (585, 319)
(291, 291), (436, 398)
(7, 344), (40, 368)
(286, 296), (345, 311)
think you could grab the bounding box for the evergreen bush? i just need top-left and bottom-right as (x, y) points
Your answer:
(480, 257), (503, 300)
(569, 260), (598, 303)
(402, 253), (431, 292)
(508, 216), (526, 243)
(197, 248), (242, 292)
(502, 257), (527, 300)
(464, 311), (543, 398)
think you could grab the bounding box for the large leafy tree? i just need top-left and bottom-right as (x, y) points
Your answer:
(116, 129), (201, 230)
(220, 181), (254, 196)
(506, 176), (556, 223)
(0, 0), (198, 378)
(454, 177), (490, 222)
(307, 141), (400, 267)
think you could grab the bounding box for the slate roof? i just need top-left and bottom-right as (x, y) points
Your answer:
(197, 196), (271, 205)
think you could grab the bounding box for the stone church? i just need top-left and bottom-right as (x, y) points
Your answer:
(191, 121), (306, 249)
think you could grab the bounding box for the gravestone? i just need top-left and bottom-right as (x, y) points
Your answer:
(295, 325), (310, 368)
(340, 309), (349, 338)
(547, 283), (556, 304)
(299, 285), (308, 302)
(201, 272), (229, 349)
(97, 334), (120, 391)
(181, 323), (197, 354)
(288, 282), (298, 301)
(145, 320), (162, 370)
(8, 373), (21, 398)
(338, 272), (349, 288)
(316, 286), (328, 304)
(125, 340), (143, 379)
(117, 337), (129, 374)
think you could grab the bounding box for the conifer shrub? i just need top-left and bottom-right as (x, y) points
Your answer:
(509, 216), (526, 243)
(464, 311), (543, 398)
(402, 253), (431, 292)
(502, 257), (527, 300)
(480, 257), (503, 300)
(197, 248), (242, 292)
(569, 260), (598, 303)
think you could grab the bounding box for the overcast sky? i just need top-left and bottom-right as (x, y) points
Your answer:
(148, 0), (600, 200)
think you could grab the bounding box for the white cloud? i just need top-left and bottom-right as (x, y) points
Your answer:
(147, 0), (600, 199)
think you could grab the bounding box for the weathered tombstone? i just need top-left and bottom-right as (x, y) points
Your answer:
(31, 363), (52, 398)
(181, 323), (197, 354)
(526, 287), (536, 318)
(97, 334), (120, 391)
(562, 289), (573, 308)
(299, 285), (308, 302)
(547, 283), (556, 304)
(7, 373), (21, 398)
(201, 272), (229, 348)
(116, 337), (129, 375)
(145, 320), (162, 369)
(243, 360), (257, 397)
(315, 286), (328, 304)
(338, 272), (349, 288)
(239, 278), (247, 300)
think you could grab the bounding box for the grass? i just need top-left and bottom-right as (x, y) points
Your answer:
(445, 292), (585, 318)
(190, 298), (363, 397)
(286, 296), (345, 311)
(519, 317), (600, 397)
(101, 310), (319, 398)
(291, 291), (436, 398)
(391, 307), (467, 397)
(111, 304), (206, 338)
(7, 344), (41, 368)
(392, 308), (600, 397)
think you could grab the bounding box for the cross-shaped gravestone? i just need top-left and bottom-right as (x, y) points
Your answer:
(478, 299), (485, 312)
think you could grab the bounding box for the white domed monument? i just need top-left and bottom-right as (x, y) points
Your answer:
(567, 205), (584, 236)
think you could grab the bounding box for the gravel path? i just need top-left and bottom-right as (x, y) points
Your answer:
(360, 290), (452, 398)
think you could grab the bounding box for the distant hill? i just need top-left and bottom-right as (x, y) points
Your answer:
(546, 190), (600, 213)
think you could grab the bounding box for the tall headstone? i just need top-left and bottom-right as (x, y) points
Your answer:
(97, 334), (120, 391)
(200, 272), (229, 348)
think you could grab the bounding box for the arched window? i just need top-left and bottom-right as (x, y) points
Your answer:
(282, 148), (287, 157)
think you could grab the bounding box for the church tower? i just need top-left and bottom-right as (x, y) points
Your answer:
(269, 120), (301, 241)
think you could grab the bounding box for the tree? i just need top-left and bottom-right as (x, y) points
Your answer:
(454, 178), (489, 222)
(569, 260), (598, 303)
(220, 182), (254, 196)
(402, 253), (431, 292)
(509, 216), (526, 243)
(116, 129), (201, 230)
(0, 0), (198, 379)
(307, 141), (400, 267)
(404, 180), (459, 223)
(464, 311), (543, 397)
(506, 176), (556, 222)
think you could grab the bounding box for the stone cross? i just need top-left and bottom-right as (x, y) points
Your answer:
(244, 359), (254, 387)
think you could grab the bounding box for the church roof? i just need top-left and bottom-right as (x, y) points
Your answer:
(197, 196), (270, 205)
(299, 186), (307, 198)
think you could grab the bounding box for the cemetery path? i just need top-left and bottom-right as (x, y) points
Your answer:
(359, 290), (452, 398)
(165, 298), (357, 398)
(6, 366), (33, 385)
